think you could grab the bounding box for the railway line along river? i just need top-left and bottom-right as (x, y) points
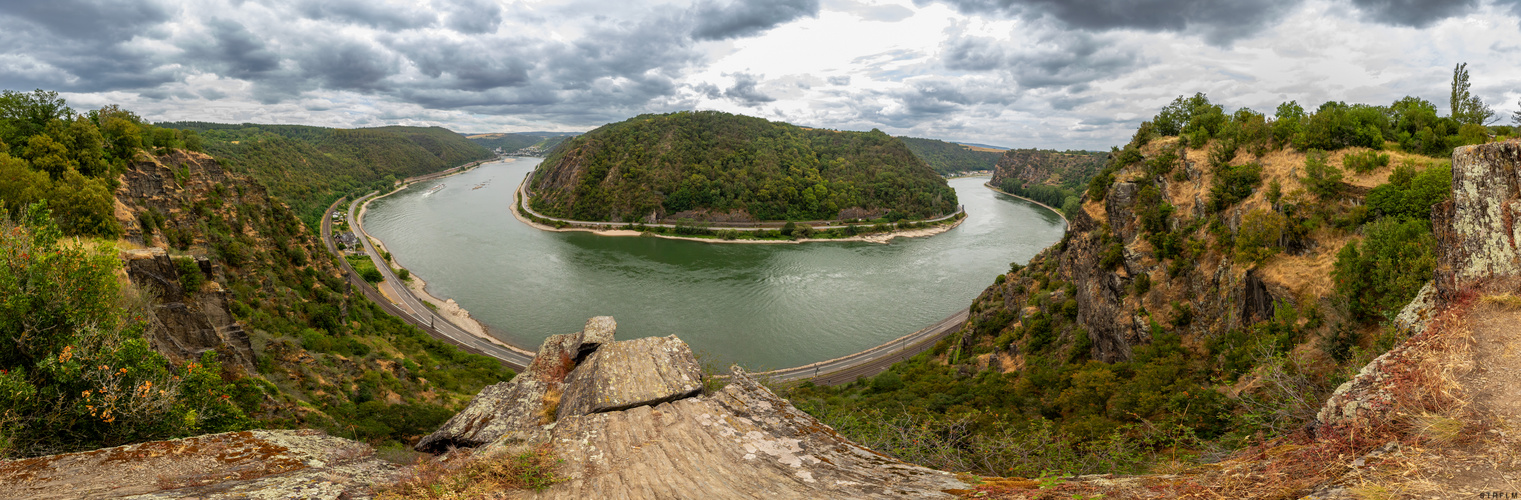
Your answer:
(362, 158), (1065, 370)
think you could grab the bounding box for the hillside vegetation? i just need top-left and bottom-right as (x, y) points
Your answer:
(160, 122), (493, 227)
(0, 91), (512, 458)
(898, 136), (1003, 175)
(990, 148), (1109, 217)
(789, 83), (1504, 478)
(466, 132), (574, 153)
(528, 111), (957, 222)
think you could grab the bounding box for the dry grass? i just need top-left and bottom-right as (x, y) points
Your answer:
(538, 385), (562, 425)
(372, 445), (561, 500)
(1480, 293), (1521, 310)
(1407, 413), (1464, 445)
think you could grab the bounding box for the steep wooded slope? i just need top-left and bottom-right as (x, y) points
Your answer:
(159, 122), (493, 227)
(899, 136), (1003, 175)
(528, 111), (957, 222)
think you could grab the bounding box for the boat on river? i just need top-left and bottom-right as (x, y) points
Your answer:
(423, 183), (445, 195)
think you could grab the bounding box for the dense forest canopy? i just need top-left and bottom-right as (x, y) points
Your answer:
(529, 111), (957, 222)
(898, 137), (1003, 175)
(160, 122), (493, 228)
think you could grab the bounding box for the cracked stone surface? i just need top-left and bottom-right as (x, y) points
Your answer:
(522, 367), (968, 499)
(556, 335), (703, 419)
(0, 430), (395, 500)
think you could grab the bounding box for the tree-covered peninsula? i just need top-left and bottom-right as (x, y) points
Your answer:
(528, 111), (958, 222)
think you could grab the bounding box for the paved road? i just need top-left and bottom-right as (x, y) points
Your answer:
(747, 308), (970, 386)
(322, 194), (533, 371)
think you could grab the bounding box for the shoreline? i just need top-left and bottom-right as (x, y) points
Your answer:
(355, 159), (523, 352)
(983, 182), (1070, 226)
(511, 177), (966, 245)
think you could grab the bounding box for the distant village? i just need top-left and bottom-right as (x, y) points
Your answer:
(496, 143), (552, 157)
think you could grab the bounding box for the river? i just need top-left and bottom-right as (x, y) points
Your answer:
(362, 158), (1065, 370)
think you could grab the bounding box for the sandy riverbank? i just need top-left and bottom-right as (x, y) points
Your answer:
(353, 164), (523, 352)
(511, 186), (964, 245)
(401, 272), (513, 348)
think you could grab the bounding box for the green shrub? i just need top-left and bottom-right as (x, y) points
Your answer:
(1234, 209), (1287, 264)
(1366, 164), (1451, 221)
(1132, 273), (1151, 296)
(173, 256), (205, 293)
(1342, 150), (1389, 174)
(0, 204), (247, 457)
(1207, 162), (1262, 211)
(1300, 149), (1343, 199)
(1332, 218), (1436, 322)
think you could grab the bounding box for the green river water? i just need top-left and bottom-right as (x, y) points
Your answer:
(362, 158), (1065, 369)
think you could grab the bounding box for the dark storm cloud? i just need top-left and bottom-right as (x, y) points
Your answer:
(297, 0), (435, 31)
(691, 0), (820, 40)
(182, 19), (281, 80)
(723, 73), (776, 105)
(943, 31), (1143, 90)
(0, 0), (171, 43)
(925, 0), (1301, 45)
(1348, 0), (1478, 27)
(0, 0), (179, 92)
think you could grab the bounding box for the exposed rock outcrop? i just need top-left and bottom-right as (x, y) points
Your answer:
(1317, 140), (1521, 434)
(410, 314), (972, 498)
(1433, 140), (1521, 297)
(520, 367), (968, 499)
(988, 148), (1108, 191)
(0, 430), (394, 500)
(121, 247), (255, 373)
(556, 335), (702, 418)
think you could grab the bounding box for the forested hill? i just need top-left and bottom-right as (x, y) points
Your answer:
(898, 136), (1003, 175)
(465, 132), (575, 153)
(528, 111), (957, 222)
(788, 89), (1496, 479)
(989, 148), (1109, 217)
(159, 122), (493, 227)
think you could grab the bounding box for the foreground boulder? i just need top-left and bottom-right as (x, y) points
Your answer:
(414, 316), (620, 453)
(556, 335), (703, 418)
(413, 314), (971, 498)
(505, 366), (970, 499)
(0, 430), (394, 500)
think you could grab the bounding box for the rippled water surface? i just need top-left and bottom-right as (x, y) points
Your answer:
(363, 158), (1065, 369)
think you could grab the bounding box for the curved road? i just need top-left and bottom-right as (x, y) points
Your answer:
(745, 309), (969, 385)
(323, 193), (533, 371)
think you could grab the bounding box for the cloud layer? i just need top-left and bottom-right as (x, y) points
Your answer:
(0, 0), (1516, 149)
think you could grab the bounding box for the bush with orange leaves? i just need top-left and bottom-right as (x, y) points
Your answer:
(0, 203), (248, 458)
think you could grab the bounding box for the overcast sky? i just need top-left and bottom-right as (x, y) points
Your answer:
(2, 0), (1518, 150)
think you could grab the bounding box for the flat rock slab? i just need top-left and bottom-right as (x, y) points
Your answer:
(0, 430), (394, 500)
(527, 368), (969, 499)
(556, 335), (703, 419)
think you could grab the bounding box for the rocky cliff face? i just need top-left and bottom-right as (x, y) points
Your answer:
(973, 138), (1290, 363)
(121, 247), (255, 372)
(988, 148), (1107, 190)
(419, 316), (972, 499)
(1433, 140), (1521, 297)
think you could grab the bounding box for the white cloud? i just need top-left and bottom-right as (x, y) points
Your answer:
(4, 0), (1519, 148)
